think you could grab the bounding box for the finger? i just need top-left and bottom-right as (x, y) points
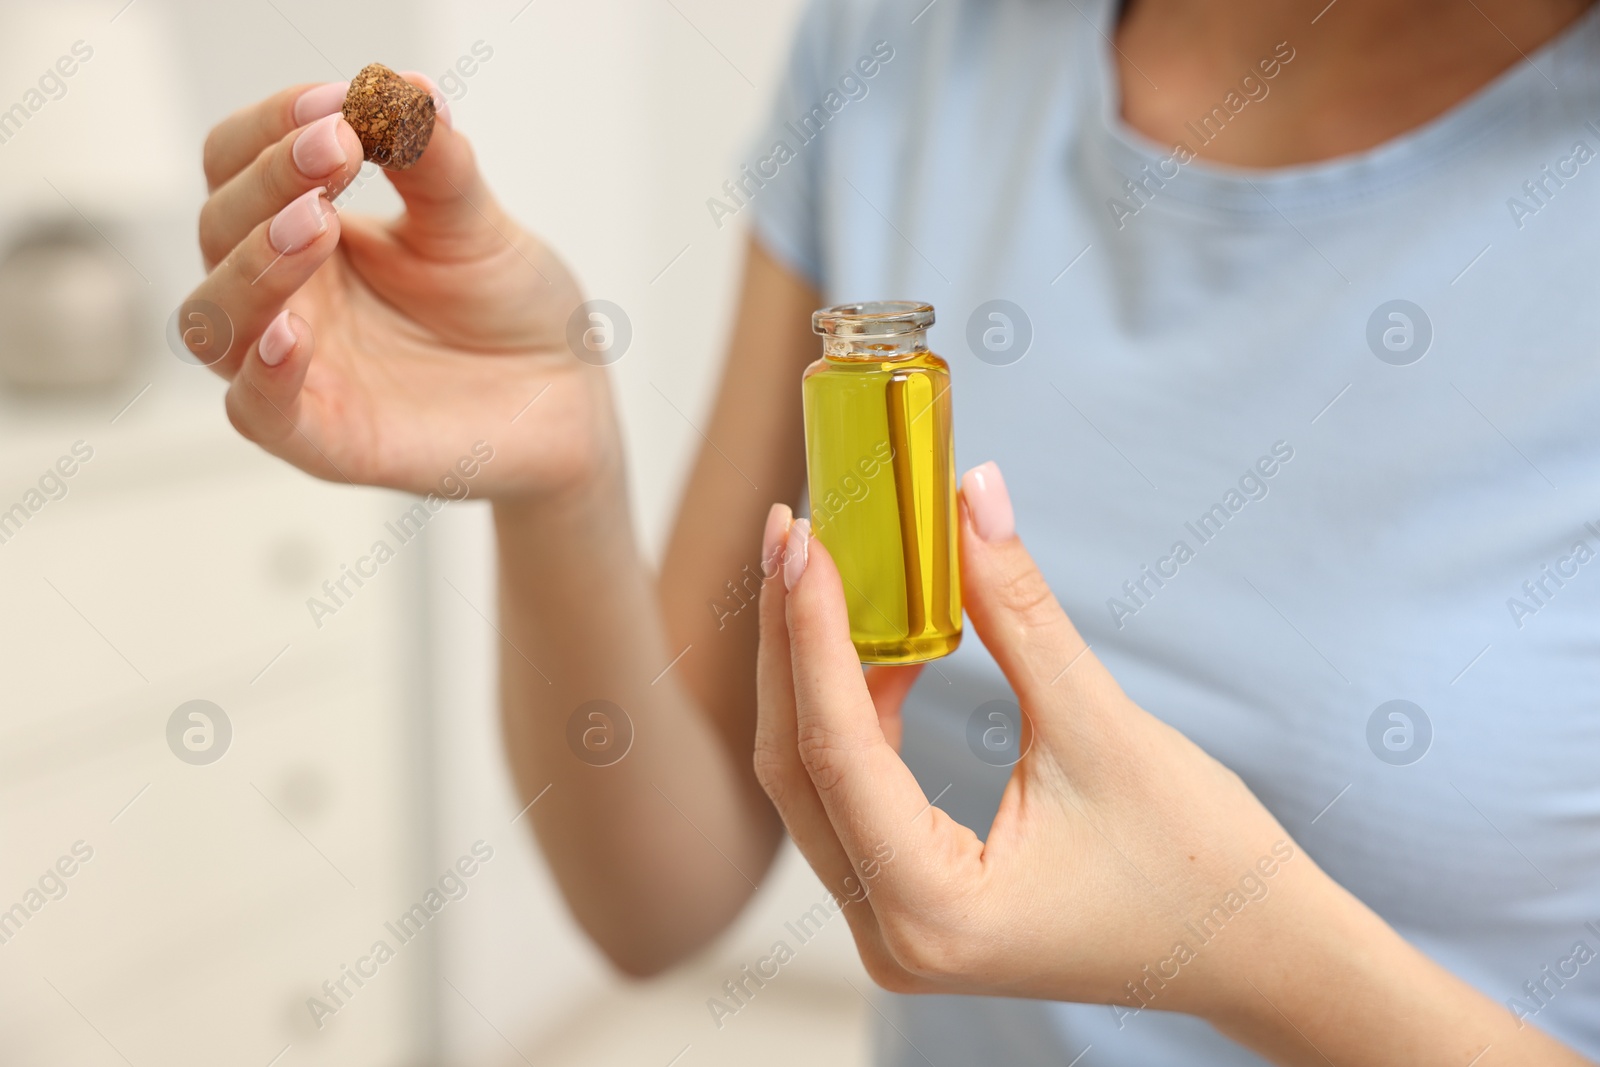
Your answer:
(200, 112), (365, 269)
(782, 520), (983, 879)
(184, 187), (340, 379)
(957, 461), (1127, 729)
(222, 311), (333, 477)
(203, 82), (348, 192)
(753, 507), (895, 949)
(864, 664), (922, 752)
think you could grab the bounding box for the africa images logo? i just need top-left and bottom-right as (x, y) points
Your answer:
(705, 42), (895, 229)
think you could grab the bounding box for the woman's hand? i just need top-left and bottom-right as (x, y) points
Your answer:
(185, 78), (612, 502)
(753, 462), (1593, 1066)
(753, 460), (1309, 1017)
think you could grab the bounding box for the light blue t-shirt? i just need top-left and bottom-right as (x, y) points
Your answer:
(743, 0), (1600, 1062)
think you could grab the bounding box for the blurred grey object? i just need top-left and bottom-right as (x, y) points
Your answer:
(0, 219), (142, 390)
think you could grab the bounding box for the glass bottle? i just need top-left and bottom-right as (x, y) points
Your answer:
(803, 302), (961, 664)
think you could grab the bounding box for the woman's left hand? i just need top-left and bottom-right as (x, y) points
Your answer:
(752, 462), (1322, 1024)
(752, 462), (1598, 1067)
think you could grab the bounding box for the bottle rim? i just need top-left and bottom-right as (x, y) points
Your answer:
(812, 301), (935, 337)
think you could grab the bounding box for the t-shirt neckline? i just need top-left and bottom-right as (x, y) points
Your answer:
(1081, 0), (1600, 221)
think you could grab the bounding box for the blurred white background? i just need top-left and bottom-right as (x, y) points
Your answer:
(0, 1), (876, 1065)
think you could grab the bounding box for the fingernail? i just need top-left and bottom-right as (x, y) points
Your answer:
(961, 462), (1015, 543)
(269, 187), (328, 254)
(259, 310), (295, 367)
(783, 518), (810, 590)
(293, 81), (349, 125)
(762, 503), (792, 580)
(400, 71), (453, 128)
(292, 113), (348, 177)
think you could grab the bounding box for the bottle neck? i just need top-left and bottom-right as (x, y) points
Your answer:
(822, 330), (928, 361)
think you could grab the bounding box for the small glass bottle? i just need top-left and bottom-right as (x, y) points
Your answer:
(803, 302), (961, 664)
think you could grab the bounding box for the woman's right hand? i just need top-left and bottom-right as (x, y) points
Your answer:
(185, 77), (615, 503)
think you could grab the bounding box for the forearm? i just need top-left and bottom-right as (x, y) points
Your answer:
(1209, 871), (1592, 1066)
(493, 467), (782, 975)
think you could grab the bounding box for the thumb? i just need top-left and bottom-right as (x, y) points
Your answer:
(377, 73), (521, 262)
(958, 462), (1126, 717)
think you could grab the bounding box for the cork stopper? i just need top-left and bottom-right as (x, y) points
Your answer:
(341, 63), (436, 170)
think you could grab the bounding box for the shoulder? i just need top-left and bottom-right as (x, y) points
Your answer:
(779, 0), (912, 93)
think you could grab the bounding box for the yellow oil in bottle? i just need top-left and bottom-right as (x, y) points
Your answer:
(803, 302), (960, 664)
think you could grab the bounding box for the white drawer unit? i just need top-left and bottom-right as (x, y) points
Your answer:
(0, 395), (436, 1066)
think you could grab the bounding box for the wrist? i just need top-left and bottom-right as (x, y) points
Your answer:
(1101, 837), (1341, 1027)
(490, 420), (626, 523)
(1200, 867), (1533, 1066)
(492, 449), (634, 561)
(1199, 865), (1375, 1027)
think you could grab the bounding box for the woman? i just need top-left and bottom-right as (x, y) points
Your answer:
(187, 0), (1600, 1061)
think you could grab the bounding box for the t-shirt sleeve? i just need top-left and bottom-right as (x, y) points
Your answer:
(738, 0), (840, 291)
